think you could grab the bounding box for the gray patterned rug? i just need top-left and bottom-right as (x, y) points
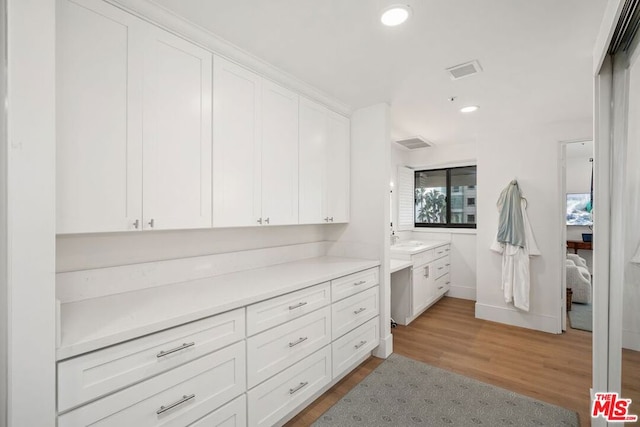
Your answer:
(312, 354), (578, 427)
(569, 303), (592, 332)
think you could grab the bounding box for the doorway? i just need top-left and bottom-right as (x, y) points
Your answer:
(560, 140), (594, 333)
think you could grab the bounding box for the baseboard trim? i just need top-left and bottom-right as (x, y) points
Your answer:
(475, 302), (560, 334)
(623, 329), (640, 351)
(373, 333), (393, 358)
(446, 285), (476, 301)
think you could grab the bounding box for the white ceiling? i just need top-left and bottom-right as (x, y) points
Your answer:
(150, 0), (608, 146)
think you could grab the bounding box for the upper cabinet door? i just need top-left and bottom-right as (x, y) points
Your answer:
(213, 56), (262, 227)
(261, 81), (299, 226)
(299, 98), (328, 224)
(142, 28), (213, 230)
(56, 0), (144, 233)
(326, 111), (350, 223)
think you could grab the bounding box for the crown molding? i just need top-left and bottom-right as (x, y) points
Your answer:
(106, 0), (352, 116)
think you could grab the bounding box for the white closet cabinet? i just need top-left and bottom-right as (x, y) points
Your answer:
(56, 0), (212, 233)
(213, 56), (299, 227)
(142, 26), (213, 231)
(56, 0), (144, 234)
(299, 98), (350, 224)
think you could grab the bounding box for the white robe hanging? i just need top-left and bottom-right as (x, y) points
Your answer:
(491, 199), (540, 312)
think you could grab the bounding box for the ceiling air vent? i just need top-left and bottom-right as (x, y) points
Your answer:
(395, 136), (432, 150)
(446, 60), (483, 80)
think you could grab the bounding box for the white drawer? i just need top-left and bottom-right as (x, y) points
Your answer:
(247, 346), (331, 427)
(191, 394), (246, 427)
(331, 267), (379, 302)
(247, 282), (330, 336)
(58, 341), (246, 427)
(58, 308), (245, 412)
(433, 255), (450, 279)
(434, 273), (451, 296)
(331, 286), (379, 339)
(332, 316), (379, 379)
(434, 244), (450, 259)
(411, 249), (434, 267)
(247, 306), (331, 388)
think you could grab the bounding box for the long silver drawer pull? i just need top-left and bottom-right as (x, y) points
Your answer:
(354, 280), (367, 286)
(353, 307), (366, 315)
(288, 301), (308, 310)
(156, 394), (195, 415)
(288, 336), (308, 347)
(289, 382), (308, 395)
(438, 267), (444, 270)
(354, 340), (367, 349)
(438, 286), (444, 290)
(446, 281), (451, 285)
(446, 263), (450, 266)
(156, 342), (195, 358)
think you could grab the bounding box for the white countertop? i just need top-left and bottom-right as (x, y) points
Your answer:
(390, 240), (449, 255)
(390, 259), (413, 273)
(57, 256), (380, 360)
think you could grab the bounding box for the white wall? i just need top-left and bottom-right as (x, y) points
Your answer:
(6, 1), (56, 425)
(57, 225), (328, 272)
(326, 103), (392, 358)
(475, 124), (591, 334)
(0, 0), (7, 424)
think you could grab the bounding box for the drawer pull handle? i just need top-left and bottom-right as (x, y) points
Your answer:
(288, 336), (308, 347)
(438, 286), (444, 290)
(446, 281), (451, 285)
(156, 393), (195, 415)
(354, 280), (367, 286)
(438, 267), (444, 270)
(157, 342), (195, 358)
(353, 307), (366, 315)
(354, 340), (368, 349)
(288, 301), (308, 310)
(446, 263), (450, 266)
(289, 381), (308, 395)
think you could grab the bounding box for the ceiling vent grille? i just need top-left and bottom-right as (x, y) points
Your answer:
(395, 136), (432, 150)
(446, 60), (483, 80)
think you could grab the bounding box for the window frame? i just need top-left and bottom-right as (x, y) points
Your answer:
(414, 165), (477, 229)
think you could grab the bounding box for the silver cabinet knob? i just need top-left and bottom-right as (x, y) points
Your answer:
(148, 219), (154, 228)
(324, 217), (329, 222)
(329, 217), (334, 222)
(133, 219), (140, 229)
(257, 218), (262, 224)
(264, 217), (270, 224)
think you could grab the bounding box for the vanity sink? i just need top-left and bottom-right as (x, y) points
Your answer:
(392, 241), (428, 248)
(391, 240), (448, 255)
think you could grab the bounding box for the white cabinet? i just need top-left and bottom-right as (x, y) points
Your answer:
(213, 57), (299, 227)
(142, 26), (213, 230)
(299, 97), (350, 224)
(57, 0), (212, 233)
(212, 56), (261, 228)
(261, 80), (299, 225)
(391, 243), (451, 325)
(56, 0), (144, 233)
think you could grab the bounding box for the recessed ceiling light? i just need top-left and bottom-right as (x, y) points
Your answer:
(460, 105), (479, 113)
(381, 5), (411, 26)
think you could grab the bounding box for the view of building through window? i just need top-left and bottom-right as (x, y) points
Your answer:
(415, 166), (477, 228)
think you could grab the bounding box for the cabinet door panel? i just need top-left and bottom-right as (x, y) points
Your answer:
(142, 28), (212, 230)
(213, 56), (262, 227)
(326, 112), (350, 223)
(298, 98), (327, 224)
(261, 81), (299, 225)
(411, 266), (431, 315)
(56, 0), (143, 233)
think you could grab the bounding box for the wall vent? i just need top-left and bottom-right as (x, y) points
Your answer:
(395, 136), (432, 150)
(446, 60), (483, 80)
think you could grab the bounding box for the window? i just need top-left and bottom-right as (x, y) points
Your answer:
(415, 166), (477, 228)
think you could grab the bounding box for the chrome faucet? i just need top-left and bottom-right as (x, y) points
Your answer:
(390, 231), (400, 245)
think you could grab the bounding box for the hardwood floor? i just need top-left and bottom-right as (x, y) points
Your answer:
(286, 297), (595, 426)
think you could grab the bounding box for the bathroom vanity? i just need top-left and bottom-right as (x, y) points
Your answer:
(390, 241), (451, 325)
